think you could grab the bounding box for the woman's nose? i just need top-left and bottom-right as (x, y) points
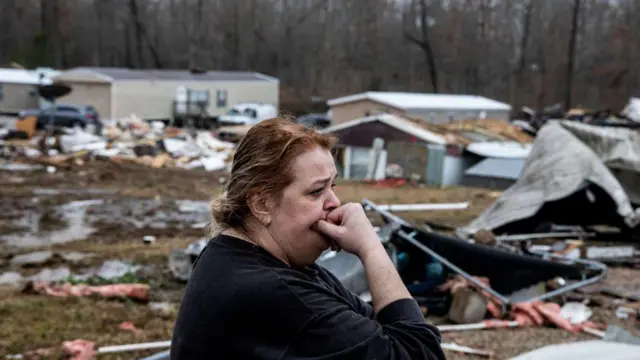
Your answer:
(324, 190), (341, 212)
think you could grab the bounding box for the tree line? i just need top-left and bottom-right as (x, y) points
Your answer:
(1, 0), (638, 112)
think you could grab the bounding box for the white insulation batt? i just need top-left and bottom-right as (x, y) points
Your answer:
(510, 340), (640, 360)
(457, 121), (640, 239)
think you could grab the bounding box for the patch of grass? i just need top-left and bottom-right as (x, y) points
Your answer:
(66, 272), (145, 286)
(0, 295), (175, 359)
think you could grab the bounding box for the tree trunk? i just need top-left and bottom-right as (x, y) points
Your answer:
(565, 0), (581, 109)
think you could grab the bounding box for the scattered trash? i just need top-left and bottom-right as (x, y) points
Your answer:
(23, 282), (150, 302)
(441, 342), (493, 358)
(97, 340), (171, 354)
(615, 306), (638, 320)
(560, 302), (593, 325)
(149, 302), (176, 318)
(169, 238), (208, 281)
(62, 339), (96, 360)
(28, 267), (72, 283)
(9, 251), (54, 266)
(95, 260), (140, 280)
(143, 235), (156, 244)
(0, 272), (24, 288)
(118, 321), (141, 334)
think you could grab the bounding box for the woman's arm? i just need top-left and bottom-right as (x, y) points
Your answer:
(359, 241), (414, 314)
(283, 280), (445, 360)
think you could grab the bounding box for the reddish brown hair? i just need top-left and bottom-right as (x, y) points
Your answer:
(211, 117), (336, 232)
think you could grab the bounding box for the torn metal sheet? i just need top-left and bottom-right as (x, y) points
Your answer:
(496, 231), (594, 242)
(558, 120), (640, 204)
(458, 121), (640, 239)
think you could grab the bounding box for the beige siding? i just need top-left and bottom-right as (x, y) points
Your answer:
(56, 83), (112, 119)
(53, 72), (110, 84)
(0, 83), (39, 113)
(330, 100), (405, 125)
(112, 80), (279, 120)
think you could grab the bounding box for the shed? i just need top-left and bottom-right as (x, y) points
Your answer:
(321, 113), (531, 186)
(327, 91), (512, 125)
(0, 68), (57, 114)
(462, 157), (526, 189)
(321, 114), (466, 184)
(52, 67), (279, 121)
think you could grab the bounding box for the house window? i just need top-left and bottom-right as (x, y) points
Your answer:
(216, 89), (228, 108)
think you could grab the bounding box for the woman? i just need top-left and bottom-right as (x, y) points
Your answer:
(170, 118), (445, 359)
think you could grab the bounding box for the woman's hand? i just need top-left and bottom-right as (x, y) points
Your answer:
(315, 203), (381, 258)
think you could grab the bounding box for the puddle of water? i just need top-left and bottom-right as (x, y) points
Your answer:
(1, 200), (102, 248)
(86, 198), (210, 229)
(1, 197), (211, 248)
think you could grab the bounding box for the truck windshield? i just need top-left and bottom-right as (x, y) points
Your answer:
(227, 108), (257, 118)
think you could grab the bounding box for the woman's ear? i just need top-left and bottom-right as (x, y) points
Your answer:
(247, 192), (275, 227)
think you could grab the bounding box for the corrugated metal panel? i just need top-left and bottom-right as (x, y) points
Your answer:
(426, 144), (446, 186)
(464, 158), (526, 180)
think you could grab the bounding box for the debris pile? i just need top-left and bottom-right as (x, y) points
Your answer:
(0, 114), (237, 173)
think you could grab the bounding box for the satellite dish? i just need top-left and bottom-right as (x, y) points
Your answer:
(38, 82), (72, 101)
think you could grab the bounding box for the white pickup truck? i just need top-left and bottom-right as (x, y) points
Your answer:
(217, 103), (277, 126)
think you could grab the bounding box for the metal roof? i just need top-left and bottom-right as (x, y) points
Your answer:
(0, 68), (58, 85)
(466, 142), (532, 159)
(464, 157), (526, 180)
(320, 113), (447, 145)
(327, 92), (512, 111)
(62, 67), (279, 83)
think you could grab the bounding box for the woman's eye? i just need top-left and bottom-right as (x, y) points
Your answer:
(310, 188), (323, 196)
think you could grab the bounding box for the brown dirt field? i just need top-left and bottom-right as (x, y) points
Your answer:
(1, 161), (638, 359)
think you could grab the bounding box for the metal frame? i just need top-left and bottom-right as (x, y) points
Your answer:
(362, 199), (607, 313)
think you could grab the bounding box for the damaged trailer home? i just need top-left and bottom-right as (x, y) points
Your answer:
(320, 113), (533, 186)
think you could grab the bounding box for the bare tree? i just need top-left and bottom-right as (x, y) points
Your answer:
(1, 0), (640, 111)
(565, 0), (581, 109)
(403, 0), (439, 93)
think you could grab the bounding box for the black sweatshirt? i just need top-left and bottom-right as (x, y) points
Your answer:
(170, 234), (446, 360)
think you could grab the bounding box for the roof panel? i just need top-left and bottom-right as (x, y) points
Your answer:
(464, 157), (526, 180)
(0, 68), (57, 85)
(328, 91), (512, 111)
(67, 67), (278, 82)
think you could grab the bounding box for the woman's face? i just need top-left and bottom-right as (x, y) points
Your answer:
(268, 146), (341, 267)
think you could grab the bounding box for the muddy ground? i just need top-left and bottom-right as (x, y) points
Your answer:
(1, 161), (639, 359)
